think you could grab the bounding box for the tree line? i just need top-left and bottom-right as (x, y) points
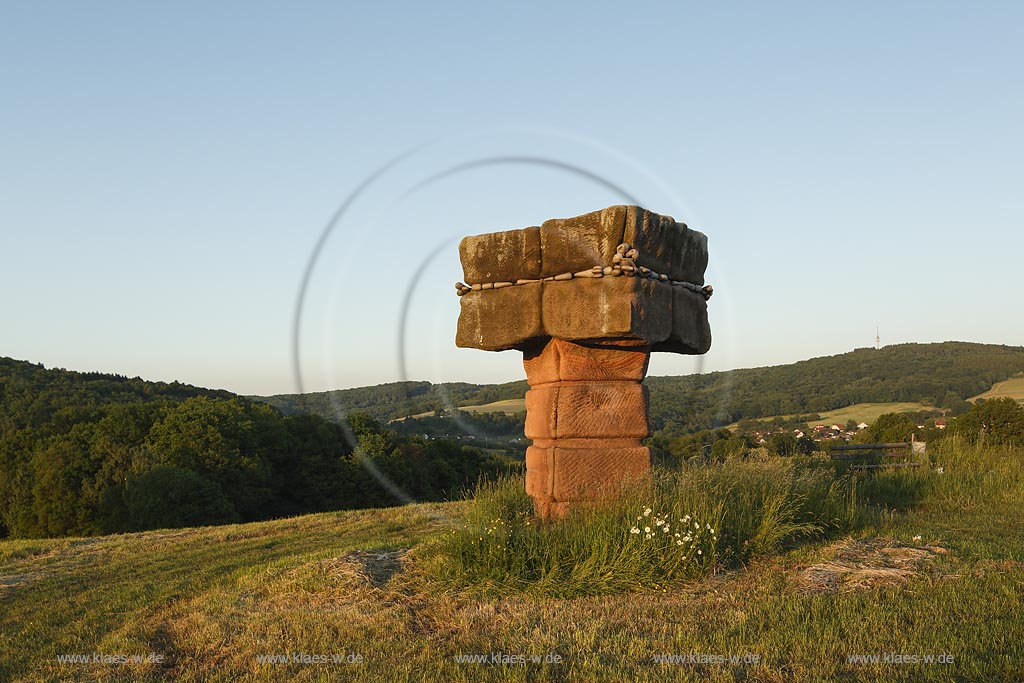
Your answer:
(0, 358), (514, 539)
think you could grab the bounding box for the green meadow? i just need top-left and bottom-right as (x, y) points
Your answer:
(2, 437), (1022, 682)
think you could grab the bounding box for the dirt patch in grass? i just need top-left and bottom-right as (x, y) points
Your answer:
(795, 537), (952, 593)
(339, 548), (408, 587)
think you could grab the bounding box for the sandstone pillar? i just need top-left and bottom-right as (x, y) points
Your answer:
(523, 338), (652, 518)
(454, 205), (713, 519)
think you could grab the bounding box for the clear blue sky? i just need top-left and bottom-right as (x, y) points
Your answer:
(2, 2), (1022, 395)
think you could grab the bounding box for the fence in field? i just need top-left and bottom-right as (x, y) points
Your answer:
(830, 439), (926, 471)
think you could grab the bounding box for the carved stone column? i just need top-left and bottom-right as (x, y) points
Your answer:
(523, 338), (652, 518)
(455, 205), (712, 519)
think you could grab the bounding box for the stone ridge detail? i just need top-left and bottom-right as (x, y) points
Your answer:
(458, 205), (708, 285)
(455, 241), (714, 300)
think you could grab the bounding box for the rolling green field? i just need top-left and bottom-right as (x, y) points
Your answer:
(458, 398), (526, 414)
(2, 439), (1023, 681)
(971, 375), (1024, 403)
(399, 397), (526, 420)
(726, 402), (934, 432)
(798, 402), (935, 427)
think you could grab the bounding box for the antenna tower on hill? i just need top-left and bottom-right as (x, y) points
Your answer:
(875, 326), (880, 350)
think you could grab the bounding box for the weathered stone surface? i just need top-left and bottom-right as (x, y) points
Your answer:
(653, 287), (713, 355)
(541, 276), (673, 343)
(525, 444), (649, 500)
(539, 206), (627, 278)
(455, 205), (710, 352)
(623, 206), (708, 284)
(456, 205), (708, 286)
(521, 338), (653, 518)
(549, 446), (650, 501)
(525, 445), (552, 500)
(455, 282), (542, 351)
(555, 383), (648, 439)
(523, 385), (557, 440)
(523, 337), (649, 385)
(459, 226), (541, 283)
(523, 383), (648, 439)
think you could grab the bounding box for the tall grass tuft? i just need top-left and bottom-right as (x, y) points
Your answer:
(425, 456), (858, 597)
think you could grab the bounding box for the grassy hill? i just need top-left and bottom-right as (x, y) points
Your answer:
(2, 438), (1023, 682)
(971, 374), (1024, 403)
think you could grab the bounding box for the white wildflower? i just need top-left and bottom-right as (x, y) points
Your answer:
(644, 526), (651, 533)
(676, 540), (684, 546)
(913, 535), (922, 542)
(643, 507), (652, 516)
(630, 527), (641, 534)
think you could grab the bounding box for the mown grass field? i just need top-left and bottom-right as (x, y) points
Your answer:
(726, 401), (934, 432)
(2, 439), (1022, 682)
(801, 401), (935, 427)
(971, 375), (1024, 403)
(400, 398), (526, 420)
(457, 398), (526, 414)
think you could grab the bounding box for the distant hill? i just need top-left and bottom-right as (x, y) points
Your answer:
(646, 341), (1024, 435)
(0, 356), (233, 440)
(255, 379), (528, 423)
(254, 342), (1024, 436)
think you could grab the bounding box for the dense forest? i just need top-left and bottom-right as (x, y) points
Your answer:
(257, 342), (1024, 438)
(0, 358), (514, 539)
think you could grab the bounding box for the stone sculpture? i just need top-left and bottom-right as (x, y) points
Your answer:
(455, 205), (712, 518)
